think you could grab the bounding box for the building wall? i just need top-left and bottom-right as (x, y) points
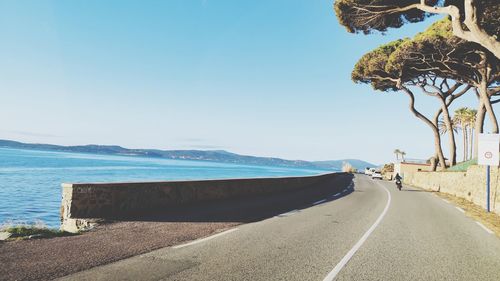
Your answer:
(395, 162), (439, 178)
(403, 165), (500, 215)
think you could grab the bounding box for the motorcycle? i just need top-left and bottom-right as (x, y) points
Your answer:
(395, 179), (402, 191)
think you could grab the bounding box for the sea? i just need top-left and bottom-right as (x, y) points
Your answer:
(0, 147), (330, 228)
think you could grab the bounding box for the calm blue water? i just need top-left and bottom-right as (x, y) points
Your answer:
(0, 148), (329, 227)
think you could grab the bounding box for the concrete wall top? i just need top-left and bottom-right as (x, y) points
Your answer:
(61, 172), (336, 188)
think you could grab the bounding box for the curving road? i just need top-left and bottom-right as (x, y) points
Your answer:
(59, 175), (500, 281)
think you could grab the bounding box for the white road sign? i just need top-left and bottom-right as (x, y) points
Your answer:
(478, 133), (500, 166)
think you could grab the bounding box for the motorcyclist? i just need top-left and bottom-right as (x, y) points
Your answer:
(394, 173), (402, 190)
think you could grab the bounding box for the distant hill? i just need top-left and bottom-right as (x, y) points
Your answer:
(0, 139), (376, 171)
(313, 159), (377, 171)
(0, 139), (333, 170)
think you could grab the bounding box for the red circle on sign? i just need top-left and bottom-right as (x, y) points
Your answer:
(485, 151), (493, 159)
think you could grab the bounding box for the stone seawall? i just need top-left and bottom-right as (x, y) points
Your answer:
(61, 172), (340, 232)
(404, 165), (500, 215)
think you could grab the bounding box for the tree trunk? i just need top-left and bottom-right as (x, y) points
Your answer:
(439, 98), (457, 165)
(478, 52), (499, 134)
(455, 29), (500, 60)
(474, 102), (486, 158)
(479, 82), (499, 133)
(471, 53), (498, 159)
(461, 0), (500, 60)
(464, 124), (469, 161)
(430, 155), (438, 171)
(462, 122), (467, 161)
(469, 126), (474, 160)
(402, 87), (447, 170)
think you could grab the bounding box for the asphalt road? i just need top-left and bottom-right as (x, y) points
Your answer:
(58, 175), (500, 281)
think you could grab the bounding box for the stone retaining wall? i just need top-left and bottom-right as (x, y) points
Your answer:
(61, 173), (340, 232)
(403, 165), (500, 215)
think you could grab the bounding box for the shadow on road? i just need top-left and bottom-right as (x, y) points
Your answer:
(113, 173), (355, 224)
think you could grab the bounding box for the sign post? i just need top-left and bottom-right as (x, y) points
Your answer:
(477, 134), (500, 212)
(487, 165), (490, 212)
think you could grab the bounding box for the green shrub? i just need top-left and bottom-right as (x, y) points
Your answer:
(447, 159), (477, 172)
(1, 221), (77, 239)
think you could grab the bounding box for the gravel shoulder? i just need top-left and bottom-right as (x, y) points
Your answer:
(432, 191), (500, 237)
(403, 182), (500, 237)
(0, 220), (239, 281)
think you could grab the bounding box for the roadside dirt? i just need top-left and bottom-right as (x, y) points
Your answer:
(435, 192), (500, 237)
(0, 221), (238, 281)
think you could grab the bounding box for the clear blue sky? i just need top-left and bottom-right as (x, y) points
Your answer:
(0, 0), (479, 164)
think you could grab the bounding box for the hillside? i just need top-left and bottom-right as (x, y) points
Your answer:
(0, 139), (376, 171)
(0, 139), (321, 169)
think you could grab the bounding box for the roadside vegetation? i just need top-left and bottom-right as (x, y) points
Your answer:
(0, 221), (77, 240)
(448, 107), (478, 162)
(446, 158), (477, 172)
(333, 1), (499, 171)
(381, 163), (394, 179)
(342, 162), (357, 173)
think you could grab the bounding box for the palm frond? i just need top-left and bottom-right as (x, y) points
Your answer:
(438, 116), (459, 135)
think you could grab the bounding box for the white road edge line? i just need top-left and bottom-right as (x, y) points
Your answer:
(277, 209), (299, 217)
(441, 198), (450, 204)
(313, 199), (327, 205)
(342, 189), (347, 192)
(455, 206), (465, 213)
(323, 181), (392, 281)
(172, 228), (238, 249)
(333, 193), (341, 197)
(476, 221), (494, 234)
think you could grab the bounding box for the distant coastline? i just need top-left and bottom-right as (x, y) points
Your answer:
(0, 139), (375, 170)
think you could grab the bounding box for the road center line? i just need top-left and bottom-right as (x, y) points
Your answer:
(476, 221), (494, 234)
(313, 199), (327, 205)
(172, 228), (238, 249)
(322, 180), (391, 281)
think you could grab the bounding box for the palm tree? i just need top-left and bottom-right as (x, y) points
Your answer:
(438, 116), (460, 165)
(400, 151), (406, 162)
(454, 107), (470, 162)
(466, 109), (477, 160)
(438, 117), (459, 135)
(394, 149), (401, 161)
